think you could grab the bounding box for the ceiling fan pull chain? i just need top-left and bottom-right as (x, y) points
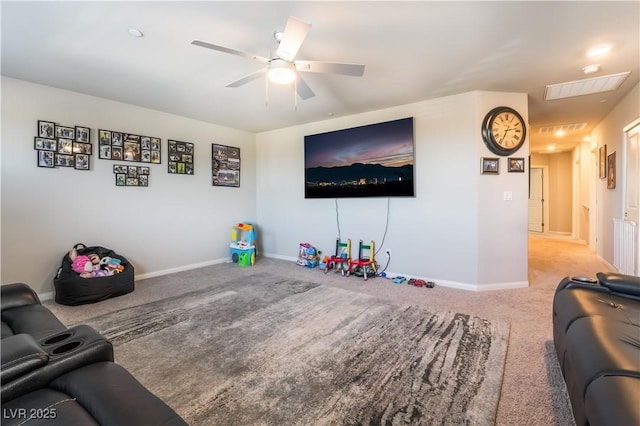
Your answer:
(265, 77), (269, 107)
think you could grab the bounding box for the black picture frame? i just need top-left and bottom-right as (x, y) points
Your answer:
(212, 144), (240, 187)
(97, 129), (161, 163)
(72, 142), (92, 155)
(58, 138), (73, 154)
(37, 150), (55, 168)
(55, 154), (75, 167)
(481, 157), (499, 175)
(168, 139), (195, 175)
(508, 157), (525, 172)
(38, 120), (55, 138)
(55, 125), (75, 140)
(75, 126), (90, 143)
(34, 137), (57, 151)
(74, 154), (90, 170)
(113, 164), (150, 186)
(35, 120), (92, 171)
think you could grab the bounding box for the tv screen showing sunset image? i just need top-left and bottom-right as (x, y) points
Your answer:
(304, 117), (415, 198)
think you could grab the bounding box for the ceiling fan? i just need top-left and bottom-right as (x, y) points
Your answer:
(191, 16), (365, 100)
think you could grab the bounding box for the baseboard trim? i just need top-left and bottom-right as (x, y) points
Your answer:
(39, 291), (55, 302)
(39, 255), (528, 300)
(263, 254), (528, 292)
(135, 258), (229, 281)
(263, 253), (298, 262)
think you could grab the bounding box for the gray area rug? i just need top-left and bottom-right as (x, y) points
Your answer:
(82, 274), (510, 425)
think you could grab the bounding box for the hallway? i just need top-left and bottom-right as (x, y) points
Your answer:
(528, 233), (613, 288)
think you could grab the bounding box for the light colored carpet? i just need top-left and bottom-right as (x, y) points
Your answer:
(46, 234), (612, 425)
(78, 275), (509, 425)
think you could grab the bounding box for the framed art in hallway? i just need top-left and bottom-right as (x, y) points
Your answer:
(607, 151), (616, 189)
(599, 145), (607, 179)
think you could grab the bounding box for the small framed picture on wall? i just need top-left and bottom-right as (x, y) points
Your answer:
(481, 157), (499, 175)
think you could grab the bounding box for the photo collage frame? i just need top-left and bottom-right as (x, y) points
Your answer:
(113, 164), (150, 186)
(168, 140), (194, 175)
(99, 129), (161, 164)
(212, 144), (240, 187)
(36, 120), (91, 170)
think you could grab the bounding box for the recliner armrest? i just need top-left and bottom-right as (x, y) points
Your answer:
(596, 272), (640, 298)
(1, 283), (41, 311)
(1, 333), (49, 384)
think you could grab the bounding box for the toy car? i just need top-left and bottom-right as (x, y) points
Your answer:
(392, 276), (406, 284)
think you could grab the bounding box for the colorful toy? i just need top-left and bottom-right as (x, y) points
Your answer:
(297, 243), (321, 268)
(324, 238), (351, 275)
(230, 222), (257, 266)
(348, 240), (377, 280)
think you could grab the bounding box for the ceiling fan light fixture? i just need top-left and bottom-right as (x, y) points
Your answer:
(268, 59), (296, 84)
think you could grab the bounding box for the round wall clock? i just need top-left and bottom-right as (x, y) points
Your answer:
(481, 106), (527, 156)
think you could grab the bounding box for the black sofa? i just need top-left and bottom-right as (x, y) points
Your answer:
(552, 272), (640, 426)
(1, 282), (187, 426)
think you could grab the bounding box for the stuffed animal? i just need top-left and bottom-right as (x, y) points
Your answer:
(71, 255), (93, 274)
(100, 256), (124, 274)
(69, 247), (121, 278)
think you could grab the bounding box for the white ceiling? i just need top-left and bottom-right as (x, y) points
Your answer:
(2, 1), (638, 153)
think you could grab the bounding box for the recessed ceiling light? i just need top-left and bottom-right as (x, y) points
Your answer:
(582, 64), (600, 74)
(547, 144), (556, 151)
(128, 28), (143, 38)
(587, 44), (612, 58)
(555, 130), (566, 137)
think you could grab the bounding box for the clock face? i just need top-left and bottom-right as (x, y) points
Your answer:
(491, 111), (525, 150)
(482, 106), (527, 156)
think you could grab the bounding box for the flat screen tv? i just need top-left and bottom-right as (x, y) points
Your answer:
(304, 117), (415, 198)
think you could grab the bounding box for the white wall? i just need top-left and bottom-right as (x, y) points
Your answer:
(591, 82), (640, 265)
(1, 77), (257, 296)
(1, 78), (531, 295)
(256, 91), (529, 290)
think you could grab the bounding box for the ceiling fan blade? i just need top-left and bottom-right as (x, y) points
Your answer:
(191, 40), (269, 63)
(294, 60), (365, 76)
(276, 16), (311, 62)
(226, 68), (268, 88)
(295, 74), (315, 100)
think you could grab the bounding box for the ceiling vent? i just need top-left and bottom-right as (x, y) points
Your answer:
(538, 123), (588, 134)
(544, 72), (630, 100)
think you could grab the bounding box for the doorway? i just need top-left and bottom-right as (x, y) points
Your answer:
(623, 120), (640, 274)
(528, 166), (545, 232)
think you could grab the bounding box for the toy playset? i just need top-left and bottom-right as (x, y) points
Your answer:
(297, 243), (321, 268)
(324, 238), (352, 275)
(348, 240), (377, 280)
(230, 222), (257, 266)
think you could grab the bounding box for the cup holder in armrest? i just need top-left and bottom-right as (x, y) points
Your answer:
(39, 325), (114, 362)
(570, 276), (598, 284)
(42, 332), (73, 346)
(50, 341), (82, 355)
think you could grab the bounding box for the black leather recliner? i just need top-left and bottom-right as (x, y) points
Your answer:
(1, 283), (187, 425)
(552, 272), (640, 426)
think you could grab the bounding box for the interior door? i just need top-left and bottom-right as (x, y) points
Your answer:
(624, 122), (639, 273)
(529, 167), (544, 232)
